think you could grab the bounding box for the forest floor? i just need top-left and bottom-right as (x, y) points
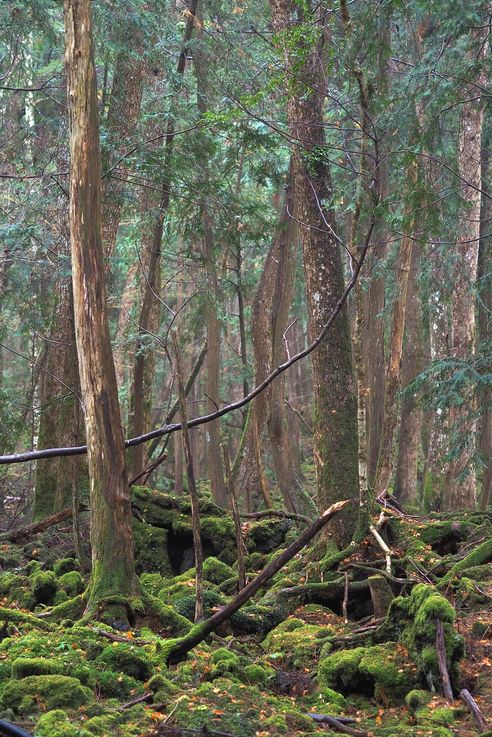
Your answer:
(0, 487), (491, 737)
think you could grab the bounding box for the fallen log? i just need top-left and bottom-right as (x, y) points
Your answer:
(3, 506), (85, 543)
(164, 500), (349, 664)
(307, 712), (369, 736)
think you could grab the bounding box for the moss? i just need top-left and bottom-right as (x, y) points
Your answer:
(440, 537), (492, 584)
(53, 590), (69, 605)
(405, 689), (432, 711)
(58, 570), (85, 597)
(203, 556), (234, 584)
(132, 519), (173, 577)
(53, 558), (79, 577)
(0, 675), (91, 714)
(262, 618), (330, 669)
(146, 673), (178, 696)
(11, 657), (63, 679)
(211, 647), (240, 665)
(93, 669), (143, 700)
(95, 643), (153, 681)
(318, 643), (417, 703)
(0, 605), (52, 630)
(140, 590), (192, 634)
(263, 715), (289, 733)
(242, 663), (275, 685)
(246, 518), (291, 553)
(139, 572), (168, 597)
(200, 516), (236, 562)
(415, 705), (458, 726)
(319, 687), (346, 708)
(30, 569), (58, 605)
(463, 564), (492, 581)
(0, 573), (37, 610)
(36, 710), (91, 737)
(83, 714), (120, 736)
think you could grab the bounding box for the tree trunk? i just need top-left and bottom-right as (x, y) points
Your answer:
(373, 160), (417, 499)
(64, 0), (139, 616)
(268, 170), (317, 517)
(445, 31), (488, 509)
(394, 240), (424, 508)
(270, 0), (359, 546)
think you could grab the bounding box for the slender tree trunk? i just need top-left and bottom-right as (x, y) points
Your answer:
(64, 0), (139, 616)
(270, 0), (359, 546)
(394, 240), (424, 507)
(478, 126), (492, 509)
(445, 31), (488, 509)
(373, 160), (417, 498)
(268, 171), (317, 517)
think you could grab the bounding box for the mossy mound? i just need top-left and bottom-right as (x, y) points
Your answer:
(262, 617), (333, 668)
(58, 570), (85, 597)
(245, 518), (292, 553)
(318, 642), (417, 703)
(377, 583), (464, 689)
(0, 675), (91, 714)
(53, 558), (79, 577)
(95, 643), (153, 680)
(30, 569), (58, 605)
(36, 709), (92, 737)
(133, 519), (173, 577)
(202, 556), (234, 584)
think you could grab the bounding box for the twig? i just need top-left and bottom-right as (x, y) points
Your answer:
(343, 571), (349, 624)
(117, 692), (153, 711)
(88, 627), (151, 645)
(369, 524), (392, 574)
(459, 689), (488, 732)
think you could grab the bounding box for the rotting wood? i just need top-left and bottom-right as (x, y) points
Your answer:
(436, 619), (454, 700)
(459, 688), (488, 732)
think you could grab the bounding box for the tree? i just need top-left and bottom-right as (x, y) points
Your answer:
(269, 0), (359, 545)
(64, 0), (139, 617)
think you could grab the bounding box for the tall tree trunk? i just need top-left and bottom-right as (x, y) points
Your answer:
(394, 240), (424, 507)
(268, 172), (317, 517)
(478, 125), (492, 509)
(270, 0), (359, 546)
(445, 30), (488, 509)
(128, 0), (198, 479)
(373, 160), (417, 498)
(64, 0), (139, 615)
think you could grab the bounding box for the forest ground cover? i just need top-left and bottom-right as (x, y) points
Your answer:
(0, 487), (490, 737)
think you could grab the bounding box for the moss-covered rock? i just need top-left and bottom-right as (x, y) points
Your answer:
(203, 556), (234, 584)
(133, 519), (173, 577)
(262, 617), (332, 668)
(140, 572), (168, 597)
(0, 675), (91, 714)
(318, 643), (417, 703)
(11, 657), (63, 679)
(405, 689), (432, 711)
(377, 584), (464, 689)
(36, 709), (92, 737)
(93, 669), (143, 700)
(95, 643), (153, 681)
(246, 518), (291, 553)
(241, 663), (276, 686)
(53, 558), (79, 577)
(30, 569), (58, 605)
(58, 570), (85, 597)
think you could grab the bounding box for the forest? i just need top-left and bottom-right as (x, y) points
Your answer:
(0, 0), (491, 736)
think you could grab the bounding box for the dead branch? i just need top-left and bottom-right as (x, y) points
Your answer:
(0, 230), (371, 466)
(459, 689), (488, 732)
(117, 692), (153, 711)
(307, 712), (369, 736)
(165, 500), (349, 664)
(241, 509), (312, 525)
(3, 505), (86, 543)
(436, 619), (454, 701)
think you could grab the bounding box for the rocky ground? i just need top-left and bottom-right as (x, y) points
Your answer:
(0, 487), (490, 737)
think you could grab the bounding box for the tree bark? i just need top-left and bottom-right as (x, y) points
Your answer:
(270, 0), (359, 545)
(445, 29), (488, 509)
(64, 0), (139, 615)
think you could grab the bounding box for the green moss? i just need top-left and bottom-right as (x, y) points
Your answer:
(405, 689), (432, 711)
(319, 687), (346, 708)
(53, 558), (79, 577)
(242, 663), (275, 685)
(440, 537), (492, 584)
(30, 570), (58, 605)
(139, 572), (168, 596)
(211, 647), (240, 665)
(93, 669), (143, 700)
(11, 657), (63, 679)
(262, 618), (331, 669)
(36, 710), (91, 737)
(53, 590), (69, 605)
(318, 643), (417, 703)
(246, 518), (291, 553)
(415, 705), (458, 726)
(83, 714), (120, 736)
(132, 519), (173, 577)
(263, 715), (288, 733)
(58, 570), (85, 597)
(203, 556), (234, 584)
(95, 643), (153, 681)
(0, 573), (36, 610)
(0, 675), (91, 714)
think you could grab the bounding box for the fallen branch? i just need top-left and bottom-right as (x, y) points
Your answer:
(0, 226), (371, 466)
(459, 689), (488, 732)
(307, 712), (369, 736)
(307, 713), (356, 725)
(89, 627), (151, 645)
(369, 524), (392, 574)
(436, 619), (454, 701)
(3, 505), (85, 543)
(164, 500), (349, 664)
(117, 692), (153, 711)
